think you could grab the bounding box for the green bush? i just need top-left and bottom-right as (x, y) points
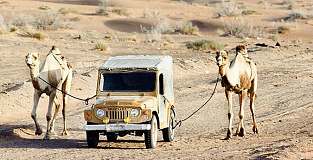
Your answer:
(186, 39), (223, 51)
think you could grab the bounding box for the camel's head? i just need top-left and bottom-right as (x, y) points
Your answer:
(49, 46), (61, 55)
(216, 50), (229, 67)
(25, 52), (39, 68)
(236, 45), (247, 54)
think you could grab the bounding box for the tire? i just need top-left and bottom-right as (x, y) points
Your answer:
(144, 114), (158, 149)
(86, 130), (99, 148)
(107, 133), (118, 142)
(162, 109), (175, 142)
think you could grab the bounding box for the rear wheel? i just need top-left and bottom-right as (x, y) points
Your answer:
(86, 130), (99, 148)
(107, 133), (118, 142)
(162, 109), (175, 142)
(145, 114), (158, 149)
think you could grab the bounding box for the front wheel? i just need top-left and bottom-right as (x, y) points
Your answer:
(162, 109), (175, 142)
(144, 114), (158, 149)
(86, 130), (99, 148)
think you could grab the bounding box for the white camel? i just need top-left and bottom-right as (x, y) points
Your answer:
(25, 46), (72, 139)
(216, 45), (259, 139)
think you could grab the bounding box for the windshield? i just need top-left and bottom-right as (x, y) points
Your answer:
(99, 71), (156, 92)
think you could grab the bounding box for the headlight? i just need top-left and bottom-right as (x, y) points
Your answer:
(130, 109), (139, 117)
(96, 109), (105, 117)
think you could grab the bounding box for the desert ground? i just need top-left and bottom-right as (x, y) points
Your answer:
(0, 0), (312, 159)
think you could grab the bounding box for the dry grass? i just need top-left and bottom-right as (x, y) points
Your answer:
(95, 40), (109, 51)
(24, 25), (47, 40)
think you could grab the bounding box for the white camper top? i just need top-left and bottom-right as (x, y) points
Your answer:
(99, 55), (173, 71)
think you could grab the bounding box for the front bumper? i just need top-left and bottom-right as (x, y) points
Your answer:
(83, 124), (151, 132)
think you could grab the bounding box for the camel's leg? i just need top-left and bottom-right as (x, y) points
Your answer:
(43, 91), (56, 140)
(49, 95), (61, 133)
(236, 90), (247, 137)
(250, 77), (259, 134)
(31, 91), (43, 135)
(61, 70), (72, 136)
(225, 90), (233, 139)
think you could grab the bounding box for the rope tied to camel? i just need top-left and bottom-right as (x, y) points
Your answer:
(38, 76), (96, 105)
(171, 74), (220, 129)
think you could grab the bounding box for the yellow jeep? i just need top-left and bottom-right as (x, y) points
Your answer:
(83, 55), (175, 148)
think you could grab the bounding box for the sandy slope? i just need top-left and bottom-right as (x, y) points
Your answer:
(0, 0), (313, 159)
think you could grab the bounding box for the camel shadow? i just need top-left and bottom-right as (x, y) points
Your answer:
(0, 124), (150, 150)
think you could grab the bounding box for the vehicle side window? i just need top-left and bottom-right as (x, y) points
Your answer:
(159, 73), (164, 95)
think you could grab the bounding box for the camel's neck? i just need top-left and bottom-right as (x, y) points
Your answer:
(218, 64), (228, 77)
(29, 65), (42, 90)
(219, 56), (240, 88)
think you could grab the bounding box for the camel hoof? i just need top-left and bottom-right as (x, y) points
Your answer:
(62, 130), (68, 136)
(237, 128), (245, 137)
(35, 128), (43, 135)
(43, 135), (51, 140)
(226, 130), (232, 139)
(253, 126), (259, 134)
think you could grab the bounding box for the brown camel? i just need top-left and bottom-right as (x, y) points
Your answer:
(216, 45), (258, 139)
(25, 46), (72, 139)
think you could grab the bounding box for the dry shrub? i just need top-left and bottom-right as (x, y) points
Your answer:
(68, 17), (81, 22)
(215, 1), (241, 17)
(0, 1), (10, 7)
(268, 35), (278, 41)
(96, 0), (109, 16)
(118, 36), (138, 42)
(142, 9), (165, 20)
(277, 26), (290, 34)
(96, 8), (109, 16)
(59, 7), (78, 15)
(12, 10), (71, 30)
(111, 8), (128, 16)
(241, 10), (262, 16)
(86, 30), (99, 39)
(95, 41), (109, 51)
(221, 18), (265, 38)
(141, 25), (162, 43)
(179, 21), (199, 36)
(186, 39), (223, 51)
(0, 26), (7, 34)
(39, 5), (52, 10)
(12, 14), (36, 27)
(283, 0), (294, 10)
(9, 26), (18, 32)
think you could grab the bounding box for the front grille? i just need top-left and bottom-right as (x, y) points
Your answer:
(105, 110), (130, 120)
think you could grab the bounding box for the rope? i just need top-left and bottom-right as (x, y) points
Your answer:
(38, 76), (96, 105)
(171, 75), (220, 129)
